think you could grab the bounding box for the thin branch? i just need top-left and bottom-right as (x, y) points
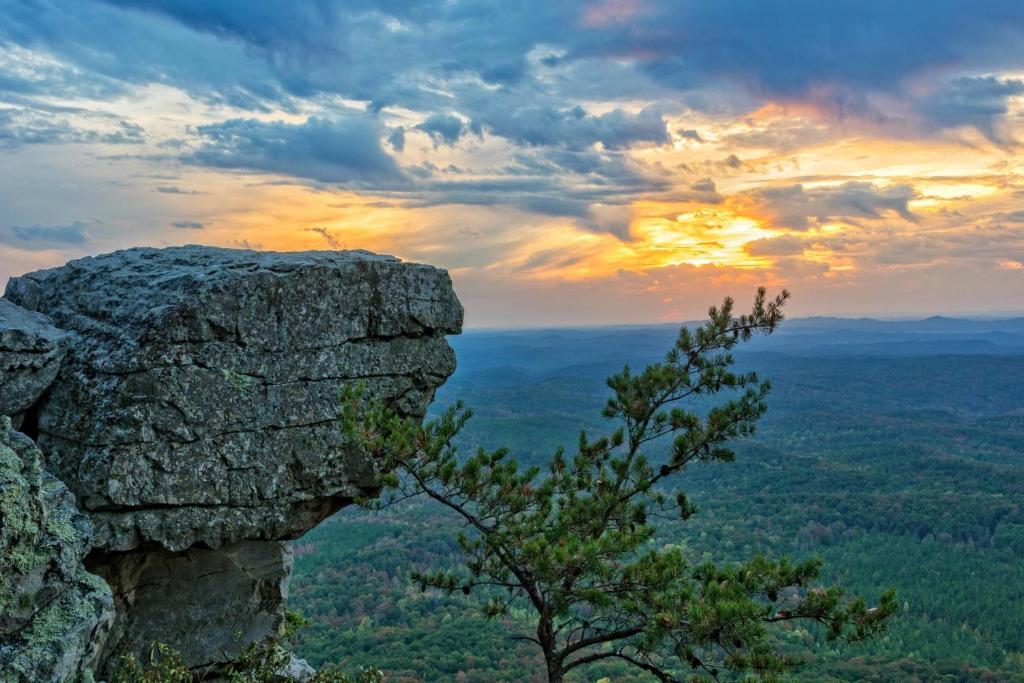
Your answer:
(563, 650), (678, 682)
(560, 626), (645, 657)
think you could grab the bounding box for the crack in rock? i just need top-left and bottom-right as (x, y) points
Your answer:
(1, 245), (462, 677)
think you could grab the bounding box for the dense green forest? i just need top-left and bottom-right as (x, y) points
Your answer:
(290, 319), (1024, 682)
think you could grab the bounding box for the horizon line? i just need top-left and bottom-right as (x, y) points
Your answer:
(460, 311), (1024, 332)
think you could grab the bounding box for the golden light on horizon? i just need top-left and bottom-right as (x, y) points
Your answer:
(634, 210), (773, 268)
(116, 110), (1023, 313)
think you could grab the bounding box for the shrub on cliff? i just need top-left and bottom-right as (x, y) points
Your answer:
(0, 417), (113, 682)
(113, 634), (382, 683)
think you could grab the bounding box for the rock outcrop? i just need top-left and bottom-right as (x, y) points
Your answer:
(0, 417), (114, 682)
(0, 246), (462, 678)
(0, 300), (68, 426)
(91, 541), (293, 674)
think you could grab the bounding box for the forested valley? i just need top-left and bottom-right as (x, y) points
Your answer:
(290, 317), (1024, 682)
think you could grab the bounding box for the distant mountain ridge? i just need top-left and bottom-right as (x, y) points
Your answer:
(452, 316), (1024, 377)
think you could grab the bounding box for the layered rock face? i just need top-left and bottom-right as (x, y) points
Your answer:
(0, 246), (462, 678)
(5, 246), (462, 553)
(0, 300), (68, 426)
(92, 541), (293, 674)
(0, 418), (113, 681)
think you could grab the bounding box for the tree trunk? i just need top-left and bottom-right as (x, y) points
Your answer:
(538, 614), (563, 683)
(545, 658), (564, 683)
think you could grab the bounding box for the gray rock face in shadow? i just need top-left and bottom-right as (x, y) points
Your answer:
(0, 417), (114, 682)
(2, 245), (463, 675)
(87, 540), (292, 678)
(0, 299), (68, 420)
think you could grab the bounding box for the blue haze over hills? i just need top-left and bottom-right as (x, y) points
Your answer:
(291, 317), (1024, 680)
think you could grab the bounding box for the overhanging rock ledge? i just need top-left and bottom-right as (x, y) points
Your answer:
(0, 245), (463, 678)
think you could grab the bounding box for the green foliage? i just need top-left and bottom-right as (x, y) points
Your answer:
(112, 643), (191, 683)
(288, 345), (1024, 681)
(112, 621), (383, 683)
(225, 642), (383, 683)
(0, 418), (48, 612)
(340, 289), (896, 682)
(285, 609), (312, 639)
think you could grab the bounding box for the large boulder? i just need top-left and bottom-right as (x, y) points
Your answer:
(3, 245), (463, 675)
(5, 246), (462, 552)
(0, 417), (114, 682)
(0, 300), (67, 421)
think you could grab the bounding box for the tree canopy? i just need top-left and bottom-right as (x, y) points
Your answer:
(341, 288), (896, 682)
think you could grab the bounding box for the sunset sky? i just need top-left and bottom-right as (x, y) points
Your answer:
(1, 1), (1023, 326)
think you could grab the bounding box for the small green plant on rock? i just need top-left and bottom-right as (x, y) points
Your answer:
(112, 611), (381, 683)
(112, 643), (191, 683)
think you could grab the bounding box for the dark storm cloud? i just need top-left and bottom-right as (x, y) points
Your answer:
(5, 1), (1024, 132)
(415, 114), (467, 145)
(512, 148), (657, 187)
(414, 147), (671, 208)
(690, 178), (716, 194)
(96, 1), (1024, 102)
(187, 116), (406, 184)
(386, 127), (406, 152)
(156, 186), (203, 195)
(0, 108), (144, 148)
(305, 226), (342, 248)
(915, 77), (1024, 145)
(744, 235), (807, 257)
(747, 182), (918, 230)
(516, 246), (585, 272)
(0, 0), (290, 110)
(472, 105), (669, 150)
(0, 221), (93, 249)
(61, 0), (577, 113)
(583, 1), (1024, 98)
(2, 0), (1024, 239)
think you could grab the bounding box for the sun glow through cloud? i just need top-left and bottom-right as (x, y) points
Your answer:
(0, 1), (1022, 325)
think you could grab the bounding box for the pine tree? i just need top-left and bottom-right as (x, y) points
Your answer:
(341, 288), (897, 682)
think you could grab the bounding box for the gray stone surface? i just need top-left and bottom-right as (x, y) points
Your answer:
(274, 655), (313, 679)
(0, 417), (114, 683)
(2, 245), (463, 675)
(5, 245), (463, 552)
(89, 540), (292, 678)
(0, 299), (68, 417)
(277, 655), (316, 681)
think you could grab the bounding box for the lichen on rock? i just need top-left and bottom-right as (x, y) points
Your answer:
(0, 299), (68, 422)
(1, 245), (463, 676)
(0, 416), (113, 683)
(5, 246), (463, 553)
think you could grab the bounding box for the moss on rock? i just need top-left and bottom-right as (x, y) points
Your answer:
(0, 416), (114, 682)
